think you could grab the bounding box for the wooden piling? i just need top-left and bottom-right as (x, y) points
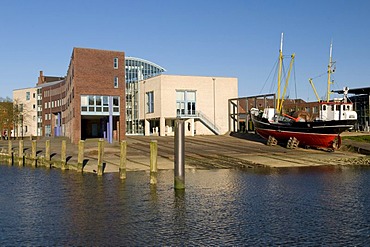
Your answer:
(8, 140), (13, 165)
(97, 139), (104, 175)
(77, 140), (85, 172)
(31, 140), (37, 167)
(45, 140), (51, 168)
(119, 141), (127, 179)
(150, 140), (158, 185)
(61, 140), (67, 170)
(18, 140), (24, 166)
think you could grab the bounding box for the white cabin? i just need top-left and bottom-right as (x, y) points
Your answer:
(319, 101), (357, 121)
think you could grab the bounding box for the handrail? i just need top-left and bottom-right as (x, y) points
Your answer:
(177, 110), (220, 134)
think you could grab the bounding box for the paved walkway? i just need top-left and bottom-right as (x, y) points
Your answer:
(1, 132), (369, 173)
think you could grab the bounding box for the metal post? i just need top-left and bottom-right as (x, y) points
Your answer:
(108, 96), (113, 143)
(174, 119), (185, 190)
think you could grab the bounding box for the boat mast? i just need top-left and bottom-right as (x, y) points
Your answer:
(279, 53), (295, 111)
(277, 33), (284, 111)
(326, 41), (334, 102)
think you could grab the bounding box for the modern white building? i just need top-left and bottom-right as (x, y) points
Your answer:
(138, 74), (238, 136)
(12, 87), (38, 137)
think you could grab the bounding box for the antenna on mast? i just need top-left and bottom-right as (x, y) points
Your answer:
(280, 33), (284, 52)
(326, 40), (334, 102)
(277, 32), (284, 111)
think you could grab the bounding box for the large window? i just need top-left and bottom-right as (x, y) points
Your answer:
(80, 95), (120, 115)
(146, 91), (154, 113)
(176, 90), (196, 116)
(26, 92), (30, 100)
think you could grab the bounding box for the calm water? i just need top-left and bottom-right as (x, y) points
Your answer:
(0, 164), (370, 246)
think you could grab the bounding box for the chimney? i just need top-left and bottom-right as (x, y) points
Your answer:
(37, 70), (44, 85)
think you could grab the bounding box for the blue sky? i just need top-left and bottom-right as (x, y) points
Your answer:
(1, 0), (369, 100)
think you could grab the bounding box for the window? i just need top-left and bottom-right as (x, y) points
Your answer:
(33, 93), (36, 98)
(114, 76), (119, 88)
(146, 91), (154, 113)
(33, 104), (35, 109)
(103, 96), (109, 112)
(176, 90), (196, 116)
(26, 92), (30, 100)
(80, 95), (120, 115)
(114, 57), (118, 69)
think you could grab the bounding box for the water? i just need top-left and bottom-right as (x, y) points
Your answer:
(1, 165), (370, 246)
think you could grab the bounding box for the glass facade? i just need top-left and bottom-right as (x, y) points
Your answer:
(125, 57), (166, 134)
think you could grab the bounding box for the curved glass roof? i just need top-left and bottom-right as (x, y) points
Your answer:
(125, 57), (166, 83)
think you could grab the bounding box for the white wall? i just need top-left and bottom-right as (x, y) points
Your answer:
(139, 75), (238, 135)
(13, 87), (38, 137)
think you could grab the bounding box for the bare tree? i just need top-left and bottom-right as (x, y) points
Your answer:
(0, 98), (14, 140)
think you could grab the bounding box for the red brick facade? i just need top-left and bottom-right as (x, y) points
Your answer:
(39, 47), (126, 144)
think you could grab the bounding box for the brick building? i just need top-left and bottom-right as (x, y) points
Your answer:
(17, 47), (126, 144)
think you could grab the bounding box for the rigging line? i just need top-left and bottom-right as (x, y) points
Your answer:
(311, 72), (326, 79)
(260, 58), (279, 94)
(269, 65), (278, 93)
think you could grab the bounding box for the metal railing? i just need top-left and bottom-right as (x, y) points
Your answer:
(176, 110), (220, 135)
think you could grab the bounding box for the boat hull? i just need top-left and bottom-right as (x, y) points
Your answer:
(251, 115), (356, 149)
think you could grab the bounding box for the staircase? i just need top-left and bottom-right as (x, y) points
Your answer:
(177, 111), (220, 135)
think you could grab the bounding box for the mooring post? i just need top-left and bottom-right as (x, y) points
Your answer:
(119, 141), (127, 179)
(61, 140), (67, 170)
(18, 140), (24, 166)
(45, 140), (51, 168)
(174, 119), (185, 190)
(77, 140), (85, 172)
(150, 140), (158, 185)
(31, 140), (37, 167)
(97, 139), (104, 175)
(8, 140), (12, 165)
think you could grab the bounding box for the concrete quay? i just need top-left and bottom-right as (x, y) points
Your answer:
(1, 132), (369, 173)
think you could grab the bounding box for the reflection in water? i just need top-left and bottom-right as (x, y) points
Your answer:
(0, 165), (370, 245)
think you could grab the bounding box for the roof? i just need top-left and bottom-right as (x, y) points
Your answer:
(37, 79), (65, 88)
(126, 56), (166, 72)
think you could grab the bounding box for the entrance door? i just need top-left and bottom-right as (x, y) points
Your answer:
(92, 124), (98, 137)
